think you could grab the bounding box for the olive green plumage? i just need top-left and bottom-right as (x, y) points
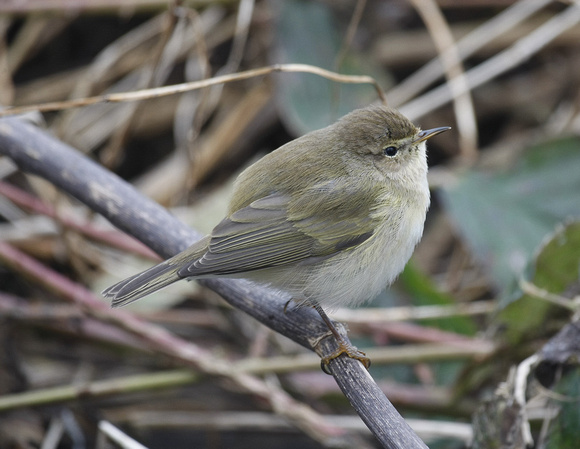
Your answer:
(103, 105), (449, 309)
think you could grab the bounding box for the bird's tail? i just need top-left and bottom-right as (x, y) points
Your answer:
(102, 261), (181, 308)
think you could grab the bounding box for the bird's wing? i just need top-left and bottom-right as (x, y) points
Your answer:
(177, 179), (380, 277)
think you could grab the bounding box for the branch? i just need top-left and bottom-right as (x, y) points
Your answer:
(0, 116), (428, 449)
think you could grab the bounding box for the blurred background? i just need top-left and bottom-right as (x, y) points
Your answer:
(0, 0), (579, 448)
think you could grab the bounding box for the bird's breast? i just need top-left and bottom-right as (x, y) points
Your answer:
(307, 190), (429, 309)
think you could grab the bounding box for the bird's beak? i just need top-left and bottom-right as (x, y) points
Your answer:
(414, 126), (451, 143)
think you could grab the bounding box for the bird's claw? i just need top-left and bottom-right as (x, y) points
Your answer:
(320, 344), (371, 374)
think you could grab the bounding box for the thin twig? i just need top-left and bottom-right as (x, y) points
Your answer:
(389, 0), (553, 107)
(0, 180), (159, 259)
(520, 278), (577, 311)
(0, 370), (200, 412)
(98, 421), (148, 449)
(122, 411), (473, 443)
(0, 63), (387, 117)
(335, 0), (367, 71)
(99, 6), (180, 168)
(332, 300), (496, 323)
(400, 2), (580, 121)
(181, 0), (254, 194)
(514, 355), (538, 447)
(409, 0), (478, 161)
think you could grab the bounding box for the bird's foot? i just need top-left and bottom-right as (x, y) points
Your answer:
(320, 342), (370, 374)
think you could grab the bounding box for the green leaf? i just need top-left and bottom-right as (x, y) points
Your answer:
(439, 137), (580, 306)
(272, 0), (393, 135)
(499, 220), (580, 343)
(545, 368), (580, 449)
(532, 221), (580, 296)
(400, 264), (477, 336)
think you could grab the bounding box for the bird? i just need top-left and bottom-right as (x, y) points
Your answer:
(103, 104), (450, 370)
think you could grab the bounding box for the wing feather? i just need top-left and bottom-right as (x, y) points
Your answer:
(177, 180), (380, 277)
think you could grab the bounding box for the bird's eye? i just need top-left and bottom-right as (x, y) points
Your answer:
(383, 146), (398, 157)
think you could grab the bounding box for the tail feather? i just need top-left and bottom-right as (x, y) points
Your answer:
(103, 262), (181, 308)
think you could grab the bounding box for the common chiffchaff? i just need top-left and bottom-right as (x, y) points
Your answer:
(103, 104), (450, 369)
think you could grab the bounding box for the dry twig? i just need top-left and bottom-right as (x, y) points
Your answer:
(0, 63), (387, 117)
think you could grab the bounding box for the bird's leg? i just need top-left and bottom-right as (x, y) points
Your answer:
(312, 302), (371, 373)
